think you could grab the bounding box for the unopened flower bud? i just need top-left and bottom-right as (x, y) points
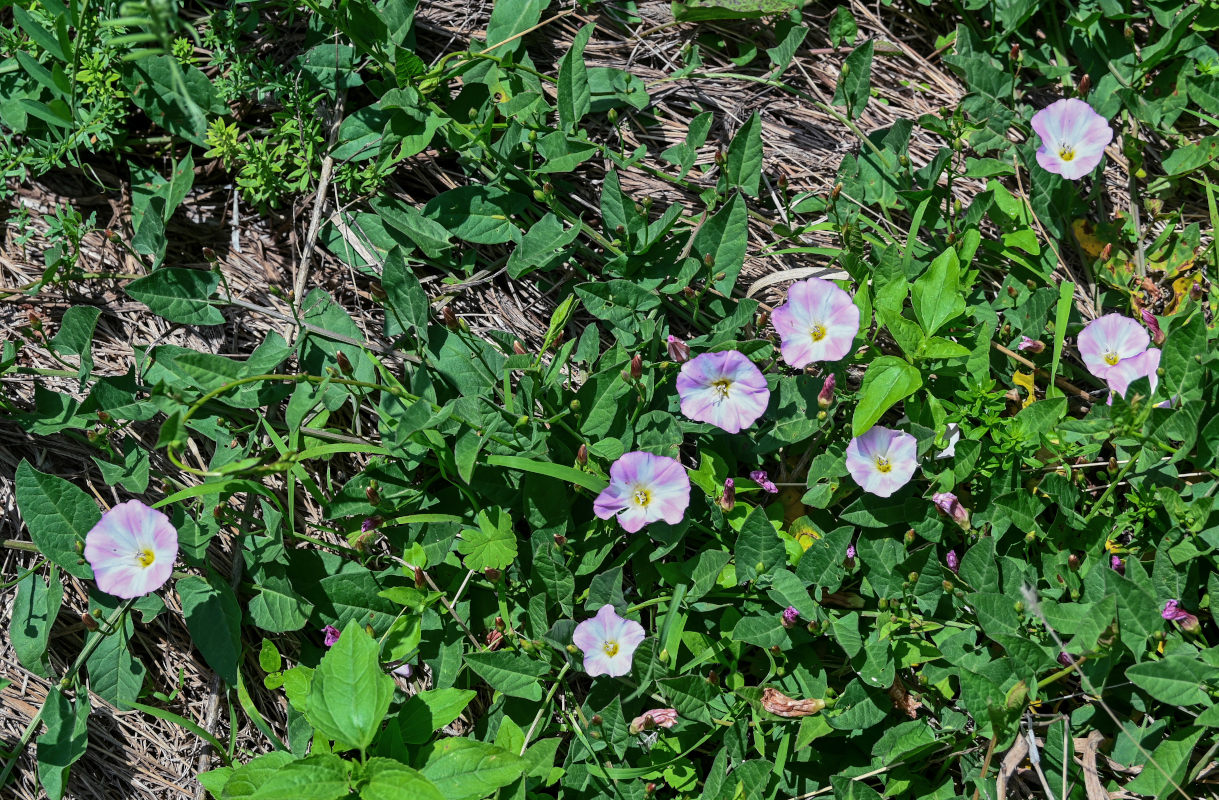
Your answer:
(414, 565), (425, 588)
(942, 580), (954, 592)
(1010, 43), (1021, 60)
(719, 478), (735, 512)
(361, 516), (382, 533)
(1018, 336), (1045, 353)
(554, 533), (567, 546)
(817, 374), (836, 408)
(1068, 553), (1081, 570)
(97, 411), (111, 424)
(932, 492), (971, 530)
(442, 306), (460, 330)
(830, 183), (842, 200)
(750, 470), (778, 494)
(1099, 243), (1112, 261)
(1110, 554), (1125, 575)
(780, 606), (799, 628)
(336, 351), (353, 375)
(1141, 308), (1165, 345)
(484, 568), (502, 582)
(1078, 74), (1091, 97)
(756, 310), (770, 330)
(512, 340), (526, 355)
(630, 353), (643, 380)
(1007, 285), (1019, 298)
(366, 485), (381, 506)
(946, 549), (960, 574)
(576, 443), (588, 467)
(591, 714), (603, 725)
(82, 613), (99, 631)
(1058, 652), (1074, 667)
(666, 335), (690, 363)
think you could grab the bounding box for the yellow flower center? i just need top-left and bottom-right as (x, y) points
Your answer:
(875, 456), (892, 474)
(136, 548), (156, 568)
(810, 324), (827, 342)
(633, 487), (651, 507)
(603, 640), (619, 657)
(1103, 351), (1120, 366)
(711, 378), (733, 399)
(1058, 146), (1075, 162)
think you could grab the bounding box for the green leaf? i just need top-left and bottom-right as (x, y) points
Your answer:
(248, 754), (350, 800)
(463, 650), (549, 700)
(829, 6), (858, 47)
(421, 186), (527, 245)
(456, 508), (518, 571)
(911, 247), (965, 336)
(179, 574), (243, 684)
(360, 758), (447, 800)
(50, 305), (100, 381)
(672, 0), (799, 21)
(14, 461), (97, 580)
(126, 269), (225, 326)
(694, 193), (749, 294)
(213, 752), (296, 798)
(1124, 727), (1205, 798)
(11, 566), (63, 676)
(36, 688), (90, 800)
(852, 357), (923, 436)
(507, 213), (581, 279)
(1127, 657), (1213, 706)
(832, 41), (873, 119)
(557, 23), (594, 130)
(419, 739), (526, 800)
(734, 505), (784, 583)
(484, 0), (546, 53)
(397, 689), (477, 744)
(249, 576), (314, 633)
(85, 614), (145, 711)
(307, 621), (395, 751)
(720, 111), (763, 197)
(382, 248), (430, 336)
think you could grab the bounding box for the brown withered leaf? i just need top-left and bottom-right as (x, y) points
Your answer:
(761, 688), (825, 718)
(888, 677), (922, 719)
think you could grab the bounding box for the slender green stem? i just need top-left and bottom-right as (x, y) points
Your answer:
(520, 662), (570, 755)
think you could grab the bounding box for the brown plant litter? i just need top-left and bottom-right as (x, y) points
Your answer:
(0, 0), (1147, 796)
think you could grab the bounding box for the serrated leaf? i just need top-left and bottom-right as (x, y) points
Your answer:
(456, 508), (518, 571)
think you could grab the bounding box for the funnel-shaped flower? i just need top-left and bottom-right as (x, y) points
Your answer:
(1077, 314), (1149, 380)
(84, 500), (178, 599)
(676, 350), (770, 433)
(573, 604), (646, 677)
(932, 492), (971, 530)
(1031, 99), (1113, 180)
(1106, 348), (1160, 402)
(594, 452), (690, 533)
(845, 427), (918, 497)
(772, 277), (861, 368)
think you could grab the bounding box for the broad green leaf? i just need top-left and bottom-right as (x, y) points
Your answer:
(382, 248), (430, 336)
(735, 505), (784, 584)
(720, 111), (763, 197)
(419, 739), (526, 800)
(50, 305), (100, 381)
(11, 566), (63, 676)
(463, 650), (549, 700)
(456, 508), (518, 571)
(832, 41), (873, 119)
(1124, 727), (1204, 798)
(179, 574), (243, 684)
(421, 186), (527, 245)
(249, 576), (314, 633)
(829, 6), (858, 47)
(852, 357), (923, 436)
(126, 269), (225, 326)
(557, 23), (594, 130)
(694, 193), (749, 294)
(85, 614), (145, 711)
(507, 213), (581, 279)
(307, 622), (395, 751)
(1127, 657), (1213, 706)
(248, 754), (350, 800)
(14, 461), (97, 580)
(485, 0), (546, 54)
(397, 689), (477, 744)
(672, 0), (799, 21)
(360, 758), (447, 800)
(214, 751), (295, 798)
(911, 247), (965, 336)
(36, 688), (90, 800)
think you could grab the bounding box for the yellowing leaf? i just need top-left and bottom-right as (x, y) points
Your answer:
(1013, 370), (1036, 408)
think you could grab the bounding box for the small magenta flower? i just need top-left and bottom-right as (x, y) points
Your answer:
(845, 427), (918, 497)
(666, 335), (691, 363)
(846, 543), (856, 561)
(1018, 336), (1045, 354)
(780, 606), (800, 628)
(1162, 600), (1200, 633)
(323, 625), (341, 647)
(676, 350), (770, 433)
(817, 374), (837, 408)
(1110, 554), (1125, 575)
(1106, 348), (1160, 402)
(83, 500), (178, 599)
(1077, 314), (1149, 380)
(932, 492), (971, 530)
(945, 550), (960, 574)
(629, 708), (678, 734)
(594, 452), (691, 533)
(361, 516), (382, 533)
(1141, 308), (1166, 345)
(718, 478), (736, 512)
(1030, 98), (1113, 180)
(572, 605), (646, 678)
(772, 277), (861, 368)
(750, 470), (778, 494)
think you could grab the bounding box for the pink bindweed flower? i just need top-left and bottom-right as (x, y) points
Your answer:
(1162, 600), (1200, 633)
(83, 500), (178, 599)
(666, 335), (691, 363)
(676, 350), (770, 433)
(780, 606), (800, 628)
(572, 605), (646, 678)
(846, 543), (856, 561)
(932, 493), (971, 530)
(1106, 348), (1160, 403)
(629, 708), (678, 734)
(1018, 336), (1045, 354)
(322, 625), (342, 647)
(1030, 98), (1114, 180)
(771, 277), (861, 368)
(1141, 308), (1165, 345)
(594, 452), (691, 533)
(1077, 314), (1149, 380)
(817, 374), (837, 408)
(750, 470), (778, 494)
(845, 426), (918, 497)
(945, 550), (960, 574)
